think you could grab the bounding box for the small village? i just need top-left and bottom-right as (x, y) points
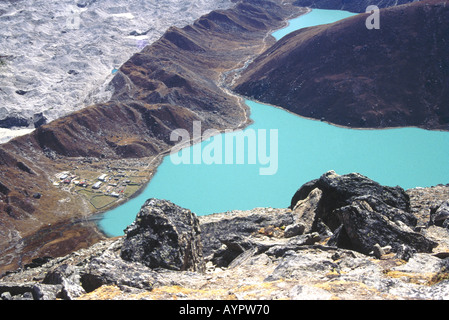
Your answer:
(52, 167), (147, 210)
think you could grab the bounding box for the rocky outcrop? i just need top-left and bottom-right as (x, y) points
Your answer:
(332, 197), (437, 255)
(290, 171), (412, 227)
(233, 0), (449, 131)
(0, 114), (30, 129)
(430, 201), (449, 227)
(0, 112), (47, 129)
(199, 207), (294, 267)
(290, 171), (438, 257)
(120, 199), (205, 272)
(1, 172), (448, 300)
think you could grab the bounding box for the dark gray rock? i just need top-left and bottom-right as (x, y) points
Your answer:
(443, 219), (449, 229)
(0, 277), (62, 300)
(0, 114), (29, 128)
(120, 198), (205, 272)
(199, 209), (294, 261)
(335, 197), (438, 256)
(80, 245), (159, 292)
(32, 284), (63, 300)
(0, 282), (59, 300)
(32, 192), (42, 199)
(208, 233), (267, 268)
(0, 282), (34, 297)
(42, 264), (85, 300)
(284, 223), (305, 238)
(227, 247), (259, 269)
(430, 201), (449, 227)
(24, 256), (51, 269)
(18, 292), (34, 300)
(395, 244), (417, 261)
(291, 171), (436, 258)
(33, 112), (47, 128)
(291, 171), (413, 230)
(327, 224), (353, 250)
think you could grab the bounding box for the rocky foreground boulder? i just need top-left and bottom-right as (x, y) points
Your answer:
(1, 171), (449, 300)
(290, 171), (438, 258)
(120, 199), (205, 273)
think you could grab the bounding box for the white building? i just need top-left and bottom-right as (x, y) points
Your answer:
(92, 181), (102, 189)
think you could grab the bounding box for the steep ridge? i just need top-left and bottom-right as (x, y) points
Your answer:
(233, 0), (449, 130)
(0, 0), (305, 274)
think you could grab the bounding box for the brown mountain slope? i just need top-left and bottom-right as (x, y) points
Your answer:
(0, 0), (305, 274)
(233, 0), (449, 130)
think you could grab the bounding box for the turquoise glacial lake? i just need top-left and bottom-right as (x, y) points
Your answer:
(272, 9), (357, 40)
(98, 10), (449, 237)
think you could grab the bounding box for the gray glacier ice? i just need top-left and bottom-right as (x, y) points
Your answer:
(0, 0), (233, 143)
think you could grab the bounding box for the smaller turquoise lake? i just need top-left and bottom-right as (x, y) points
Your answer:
(97, 9), (449, 237)
(272, 9), (357, 40)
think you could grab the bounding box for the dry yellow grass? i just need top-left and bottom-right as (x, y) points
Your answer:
(78, 286), (124, 300)
(383, 270), (437, 285)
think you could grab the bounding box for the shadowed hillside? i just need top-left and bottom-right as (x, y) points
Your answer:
(233, 0), (449, 130)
